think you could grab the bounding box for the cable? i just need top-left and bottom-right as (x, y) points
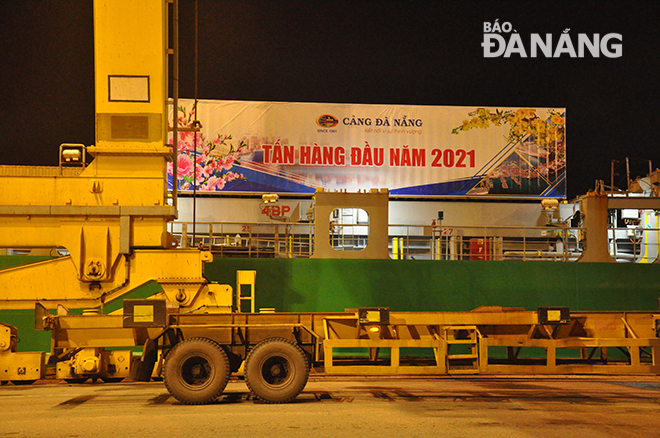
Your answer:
(192, 0), (199, 246)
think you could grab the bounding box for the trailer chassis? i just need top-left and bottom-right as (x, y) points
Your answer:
(27, 302), (660, 404)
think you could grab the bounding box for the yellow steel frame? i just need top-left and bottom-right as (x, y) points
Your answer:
(0, 250), (231, 312)
(0, 323), (45, 382)
(32, 306), (660, 381)
(322, 309), (660, 375)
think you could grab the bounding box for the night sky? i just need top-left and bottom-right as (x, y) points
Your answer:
(1, 0), (658, 199)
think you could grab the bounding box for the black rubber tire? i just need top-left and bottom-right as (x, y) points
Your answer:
(100, 377), (124, 383)
(11, 380), (36, 385)
(163, 337), (230, 405)
(64, 378), (88, 384)
(244, 337), (309, 404)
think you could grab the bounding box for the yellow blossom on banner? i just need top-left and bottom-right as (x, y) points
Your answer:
(531, 118), (546, 132)
(451, 107), (564, 156)
(516, 108), (535, 119)
(551, 114), (565, 125)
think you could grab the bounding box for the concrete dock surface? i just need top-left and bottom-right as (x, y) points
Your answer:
(2, 374), (660, 437)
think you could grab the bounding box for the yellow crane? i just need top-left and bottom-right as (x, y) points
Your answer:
(0, 0), (234, 384)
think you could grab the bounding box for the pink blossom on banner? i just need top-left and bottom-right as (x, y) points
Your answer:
(194, 164), (207, 185)
(178, 135), (194, 153)
(224, 171), (241, 182)
(220, 155), (236, 171)
(213, 157), (225, 170)
(172, 105), (246, 191)
(176, 154), (194, 177)
(213, 135), (228, 145)
(200, 176), (217, 191)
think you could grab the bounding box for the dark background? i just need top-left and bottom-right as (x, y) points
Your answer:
(1, 0), (658, 199)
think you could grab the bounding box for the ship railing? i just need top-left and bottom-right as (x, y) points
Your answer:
(608, 226), (660, 263)
(168, 221), (660, 263)
(388, 224), (583, 262)
(168, 220), (314, 258)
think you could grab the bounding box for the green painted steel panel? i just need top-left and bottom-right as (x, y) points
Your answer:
(0, 257), (57, 352)
(3, 257), (660, 352)
(0, 255), (54, 269)
(102, 280), (164, 314)
(205, 259), (660, 313)
(0, 309), (51, 353)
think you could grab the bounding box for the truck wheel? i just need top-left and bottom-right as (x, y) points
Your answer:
(101, 377), (124, 383)
(11, 380), (36, 385)
(64, 378), (88, 384)
(163, 337), (230, 405)
(245, 337), (309, 403)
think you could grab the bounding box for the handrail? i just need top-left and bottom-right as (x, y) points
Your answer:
(167, 220), (659, 263)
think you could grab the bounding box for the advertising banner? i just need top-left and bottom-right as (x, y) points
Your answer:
(169, 99), (566, 198)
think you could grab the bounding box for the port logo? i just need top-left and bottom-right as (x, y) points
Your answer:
(317, 115), (339, 128)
